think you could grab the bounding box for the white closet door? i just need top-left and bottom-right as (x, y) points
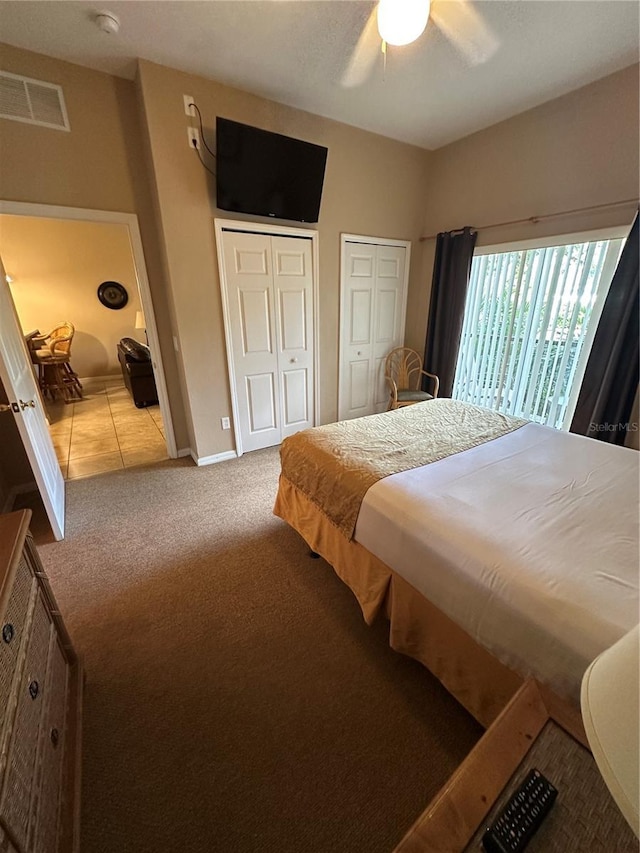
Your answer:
(339, 243), (376, 420)
(222, 231), (280, 453)
(220, 228), (315, 453)
(272, 236), (314, 439)
(339, 240), (408, 420)
(372, 245), (407, 412)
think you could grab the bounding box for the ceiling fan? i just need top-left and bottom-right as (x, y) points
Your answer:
(342, 0), (498, 88)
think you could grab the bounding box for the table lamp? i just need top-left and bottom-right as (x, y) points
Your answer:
(581, 624), (639, 838)
(135, 310), (147, 344)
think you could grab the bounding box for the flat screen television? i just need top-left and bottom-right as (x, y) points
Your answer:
(215, 117), (328, 223)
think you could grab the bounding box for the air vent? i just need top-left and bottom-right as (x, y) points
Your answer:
(0, 70), (70, 131)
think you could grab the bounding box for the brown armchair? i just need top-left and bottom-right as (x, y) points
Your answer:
(384, 346), (439, 410)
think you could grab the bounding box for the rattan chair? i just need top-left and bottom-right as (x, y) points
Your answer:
(30, 322), (82, 403)
(384, 346), (439, 410)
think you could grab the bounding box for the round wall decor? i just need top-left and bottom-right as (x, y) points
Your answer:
(97, 281), (128, 310)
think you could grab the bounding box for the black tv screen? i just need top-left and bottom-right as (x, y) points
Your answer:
(216, 117), (328, 223)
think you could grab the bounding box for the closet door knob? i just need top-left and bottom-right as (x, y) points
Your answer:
(357, 351), (362, 356)
(2, 623), (14, 643)
(290, 357), (298, 363)
(50, 728), (59, 748)
(29, 680), (39, 700)
(19, 399), (35, 410)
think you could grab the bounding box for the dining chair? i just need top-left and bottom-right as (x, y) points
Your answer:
(30, 322), (83, 403)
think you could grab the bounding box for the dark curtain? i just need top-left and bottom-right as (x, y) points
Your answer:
(570, 213), (639, 444)
(423, 226), (477, 398)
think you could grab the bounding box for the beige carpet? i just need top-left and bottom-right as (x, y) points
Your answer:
(36, 448), (482, 853)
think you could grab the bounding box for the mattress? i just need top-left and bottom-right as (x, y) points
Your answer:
(355, 422), (639, 701)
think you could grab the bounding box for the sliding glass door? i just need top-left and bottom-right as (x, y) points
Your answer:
(452, 236), (624, 429)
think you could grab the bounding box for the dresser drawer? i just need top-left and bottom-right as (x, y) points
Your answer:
(0, 594), (53, 852)
(0, 557), (37, 736)
(0, 511), (81, 853)
(30, 636), (69, 853)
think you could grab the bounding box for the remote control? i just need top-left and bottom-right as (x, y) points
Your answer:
(482, 768), (558, 853)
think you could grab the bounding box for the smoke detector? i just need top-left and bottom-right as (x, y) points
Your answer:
(95, 11), (120, 34)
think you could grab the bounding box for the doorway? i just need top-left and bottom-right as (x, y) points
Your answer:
(0, 202), (176, 481)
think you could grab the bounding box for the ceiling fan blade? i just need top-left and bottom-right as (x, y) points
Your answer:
(341, 6), (381, 88)
(431, 0), (499, 66)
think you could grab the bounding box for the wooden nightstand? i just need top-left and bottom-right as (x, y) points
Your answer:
(394, 679), (637, 852)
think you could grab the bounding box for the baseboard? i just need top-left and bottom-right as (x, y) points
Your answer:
(190, 449), (237, 467)
(177, 448), (192, 458)
(1, 481), (38, 514)
(78, 374), (123, 385)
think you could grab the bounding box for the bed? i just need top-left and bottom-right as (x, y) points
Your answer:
(273, 399), (639, 727)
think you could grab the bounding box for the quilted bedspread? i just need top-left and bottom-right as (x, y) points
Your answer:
(279, 399), (526, 539)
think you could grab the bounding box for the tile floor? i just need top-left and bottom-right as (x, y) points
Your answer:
(47, 378), (168, 480)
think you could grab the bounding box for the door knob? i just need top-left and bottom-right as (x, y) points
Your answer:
(19, 400), (35, 410)
(290, 358), (298, 363)
(0, 404), (12, 414)
(357, 351), (362, 356)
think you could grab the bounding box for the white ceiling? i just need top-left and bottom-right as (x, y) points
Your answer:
(1, 0), (638, 150)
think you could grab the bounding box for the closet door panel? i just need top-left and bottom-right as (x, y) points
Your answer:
(245, 374), (278, 433)
(272, 236), (314, 438)
(282, 369), (308, 427)
(339, 240), (408, 419)
(239, 289), (273, 354)
(373, 245), (407, 413)
(222, 231), (280, 452)
(348, 360), (370, 411)
(339, 244), (376, 420)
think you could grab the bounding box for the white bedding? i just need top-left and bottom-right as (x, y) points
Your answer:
(354, 422), (639, 701)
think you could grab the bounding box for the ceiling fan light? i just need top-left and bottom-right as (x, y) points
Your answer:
(377, 0), (431, 47)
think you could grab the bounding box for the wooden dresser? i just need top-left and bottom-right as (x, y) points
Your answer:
(0, 511), (82, 853)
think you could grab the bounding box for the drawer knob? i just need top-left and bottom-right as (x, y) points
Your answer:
(28, 680), (39, 700)
(50, 728), (59, 748)
(2, 623), (14, 644)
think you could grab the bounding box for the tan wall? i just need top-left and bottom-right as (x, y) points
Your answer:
(0, 216), (144, 378)
(0, 44), (188, 449)
(406, 64), (640, 353)
(0, 44), (140, 214)
(137, 59), (431, 458)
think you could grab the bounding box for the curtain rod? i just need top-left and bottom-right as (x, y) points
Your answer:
(418, 197), (639, 242)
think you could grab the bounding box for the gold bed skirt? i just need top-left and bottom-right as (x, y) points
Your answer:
(274, 474), (524, 728)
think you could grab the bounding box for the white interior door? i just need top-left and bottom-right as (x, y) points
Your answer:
(339, 243), (376, 421)
(272, 236), (314, 439)
(222, 231), (281, 453)
(372, 245), (408, 412)
(339, 238), (409, 420)
(0, 259), (65, 539)
(220, 229), (315, 453)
